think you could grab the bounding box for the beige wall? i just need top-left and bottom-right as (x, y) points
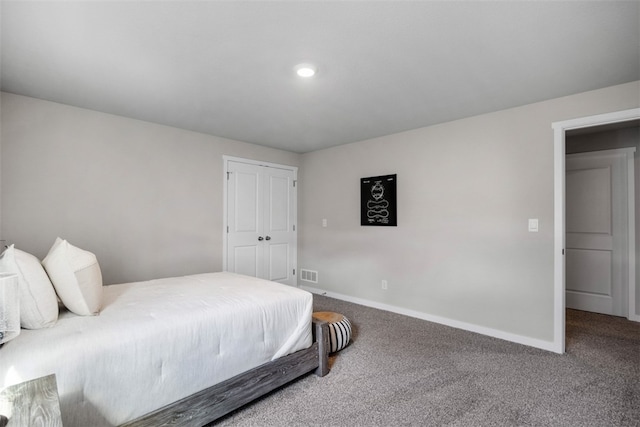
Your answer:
(0, 93), (301, 285)
(298, 81), (640, 343)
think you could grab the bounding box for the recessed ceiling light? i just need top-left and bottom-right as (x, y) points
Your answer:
(295, 63), (317, 78)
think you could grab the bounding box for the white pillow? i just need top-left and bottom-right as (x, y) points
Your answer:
(0, 244), (59, 329)
(42, 238), (103, 316)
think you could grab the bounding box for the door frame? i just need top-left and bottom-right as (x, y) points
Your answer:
(552, 108), (640, 354)
(222, 155), (298, 283)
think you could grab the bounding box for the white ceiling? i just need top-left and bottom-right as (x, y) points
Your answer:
(2, 1), (638, 153)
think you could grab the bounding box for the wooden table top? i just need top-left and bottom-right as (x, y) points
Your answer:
(312, 311), (345, 323)
(0, 374), (63, 426)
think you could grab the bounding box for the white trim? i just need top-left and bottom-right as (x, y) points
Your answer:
(552, 108), (640, 353)
(302, 285), (558, 352)
(223, 155), (298, 172)
(222, 157), (229, 272)
(222, 156), (299, 285)
(627, 149), (639, 321)
(553, 109), (640, 132)
(552, 124), (566, 354)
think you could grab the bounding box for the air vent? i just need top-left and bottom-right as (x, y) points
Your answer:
(300, 269), (318, 283)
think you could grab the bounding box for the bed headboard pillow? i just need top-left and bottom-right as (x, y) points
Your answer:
(0, 245), (59, 329)
(42, 238), (103, 316)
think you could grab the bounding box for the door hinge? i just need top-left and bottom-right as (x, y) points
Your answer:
(293, 180), (297, 187)
(227, 226), (229, 233)
(293, 268), (296, 275)
(293, 224), (296, 231)
(227, 171), (231, 180)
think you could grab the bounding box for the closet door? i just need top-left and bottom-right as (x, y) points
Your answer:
(565, 149), (632, 316)
(226, 159), (297, 286)
(263, 166), (296, 284)
(227, 161), (262, 278)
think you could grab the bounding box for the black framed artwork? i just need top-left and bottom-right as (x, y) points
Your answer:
(360, 174), (397, 226)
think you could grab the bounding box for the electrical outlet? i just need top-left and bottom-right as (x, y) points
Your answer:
(381, 280), (388, 290)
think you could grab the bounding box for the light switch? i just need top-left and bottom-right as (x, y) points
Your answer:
(528, 218), (539, 232)
(322, 218), (327, 228)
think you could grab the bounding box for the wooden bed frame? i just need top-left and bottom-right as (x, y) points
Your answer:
(122, 318), (330, 427)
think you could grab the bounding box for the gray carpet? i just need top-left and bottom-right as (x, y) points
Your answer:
(215, 295), (640, 426)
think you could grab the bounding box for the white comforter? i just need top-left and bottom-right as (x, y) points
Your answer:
(0, 272), (313, 426)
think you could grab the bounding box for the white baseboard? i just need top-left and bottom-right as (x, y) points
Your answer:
(302, 285), (560, 354)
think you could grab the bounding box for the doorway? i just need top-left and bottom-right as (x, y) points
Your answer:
(223, 156), (298, 287)
(552, 108), (640, 354)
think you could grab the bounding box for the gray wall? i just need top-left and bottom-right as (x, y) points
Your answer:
(0, 92), (301, 285)
(298, 81), (639, 343)
(566, 126), (639, 154)
(1, 81), (638, 347)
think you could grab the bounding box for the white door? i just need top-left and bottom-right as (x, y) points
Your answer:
(565, 149), (632, 316)
(225, 159), (297, 286)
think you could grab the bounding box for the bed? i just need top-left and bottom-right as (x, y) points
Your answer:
(0, 271), (329, 427)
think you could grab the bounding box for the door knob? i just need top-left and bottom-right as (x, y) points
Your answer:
(265, 236), (271, 241)
(258, 236), (264, 241)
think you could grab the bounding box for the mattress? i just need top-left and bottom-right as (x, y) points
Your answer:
(0, 272), (313, 426)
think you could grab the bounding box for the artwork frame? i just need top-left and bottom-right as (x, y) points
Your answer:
(360, 174), (397, 226)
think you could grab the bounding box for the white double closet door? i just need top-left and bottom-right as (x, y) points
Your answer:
(565, 148), (635, 317)
(225, 158), (297, 286)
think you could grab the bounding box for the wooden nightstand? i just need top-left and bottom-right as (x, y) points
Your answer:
(0, 374), (63, 426)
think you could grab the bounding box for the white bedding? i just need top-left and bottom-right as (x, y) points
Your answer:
(0, 272), (313, 426)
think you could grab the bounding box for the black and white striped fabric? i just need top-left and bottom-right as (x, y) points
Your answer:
(327, 315), (352, 353)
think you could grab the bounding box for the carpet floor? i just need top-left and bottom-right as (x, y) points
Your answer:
(214, 295), (640, 426)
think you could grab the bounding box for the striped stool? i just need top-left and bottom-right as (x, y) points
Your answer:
(313, 311), (352, 353)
